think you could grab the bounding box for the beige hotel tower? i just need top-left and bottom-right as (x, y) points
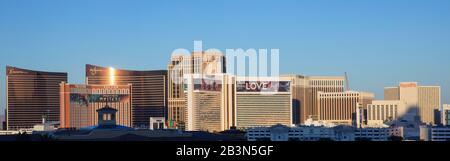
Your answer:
(384, 82), (441, 125)
(287, 75), (347, 124)
(167, 51), (226, 129)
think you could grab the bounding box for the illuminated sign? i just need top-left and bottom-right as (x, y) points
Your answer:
(8, 69), (29, 75)
(245, 82), (272, 90)
(89, 94), (129, 103)
(236, 81), (290, 92)
(400, 82), (417, 88)
(89, 66), (104, 76)
(70, 94), (130, 105)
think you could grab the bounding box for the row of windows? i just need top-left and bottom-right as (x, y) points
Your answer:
(319, 94), (359, 97)
(310, 80), (344, 86)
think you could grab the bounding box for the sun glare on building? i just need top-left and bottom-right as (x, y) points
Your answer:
(109, 67), (116, 85)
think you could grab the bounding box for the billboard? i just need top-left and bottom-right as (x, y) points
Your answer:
(70, 94), (131, 105)
(184, 75), (223, 92)
(88, 94), (130, 103)
(236, 81), (290, 92)
(193, 78), (222, 91)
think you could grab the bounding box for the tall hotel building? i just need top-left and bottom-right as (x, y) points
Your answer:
(6, 66), (67, 130)
(167, 52), (225, 129)
(234, 77), (292, 129)
(384, 82), (441, 124)
(286, 75), (345, 124)
(85, 64), (167, 128)
(184, 74), (234, 132)
(60, 82), (132, 128)
(317, 91), (374, 125)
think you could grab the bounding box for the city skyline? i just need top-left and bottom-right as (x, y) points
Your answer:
(1, 0), (450, 113)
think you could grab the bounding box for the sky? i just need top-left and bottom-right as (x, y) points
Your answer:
(1, 0), (450, 114)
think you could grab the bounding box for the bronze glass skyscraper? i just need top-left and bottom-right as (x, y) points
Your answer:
(6, 66), (67, 130)
(85, 64), (167, 128)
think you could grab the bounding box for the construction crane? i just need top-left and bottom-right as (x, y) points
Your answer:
(344, 72), (350, 91)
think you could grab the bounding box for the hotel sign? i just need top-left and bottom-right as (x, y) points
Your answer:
(70, 94), (130, 105)
(193, 78), (222, 92)
(7, 68), (29, 75)
(400, 82), (417, 88)
(89, 94), (129, 103)
(88, 66), (105, 76)
(236, 81), (290, 92)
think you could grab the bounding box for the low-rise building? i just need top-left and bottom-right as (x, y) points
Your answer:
(246, 124), (402, 141)
(355, 127), (403, 141)
(32, 118), (57, 132)
(420, 126), (450, 141)
(430, 126), (450, 141)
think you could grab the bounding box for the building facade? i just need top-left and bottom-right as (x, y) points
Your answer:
(384, 82), (441, 125)
(167, 52), (225, 129)
(420, 126), (450, 141)
(85, 64), (167, 128)
(430, 126), (450, 141)
(366, 100), (407, 127)
(234, 77), (292, 129)
(246, 124), (402, 141)
(317, 91), (363, 125)
(384, 87), (400, 100)
(442, 104), (450, 126)
(6, 66), (67, 130)
(184, 74), (234, 132)
(286, 75), (346, 125)
(418, 86), (441, 124)
(60, 83), (133, 128)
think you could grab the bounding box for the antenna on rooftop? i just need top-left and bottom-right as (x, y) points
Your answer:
(345, 72), (350, 91)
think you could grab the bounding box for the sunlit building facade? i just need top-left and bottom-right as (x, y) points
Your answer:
(60, 82), (132, 128)
(184, 74), (234, 132)
(85, 64), (167, 128)
(167, 52), (225, 129)
(285, 75), (346, 124)
(366, 100), (407, 127)
(317, 91), (362, 125)
(384, 82), (441, 125)
(234, 77), (292, 129)
(6, 66), (67, 130)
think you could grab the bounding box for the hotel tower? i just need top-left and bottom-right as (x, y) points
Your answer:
(286, 75), (346, 124)
(85, 64), (167, 128)
(6, 66), (67, 130)
(167, 52), (225, 129)
(384, 82), (441, 125)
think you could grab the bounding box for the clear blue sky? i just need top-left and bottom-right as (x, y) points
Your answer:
(1, 0), (450, 114)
